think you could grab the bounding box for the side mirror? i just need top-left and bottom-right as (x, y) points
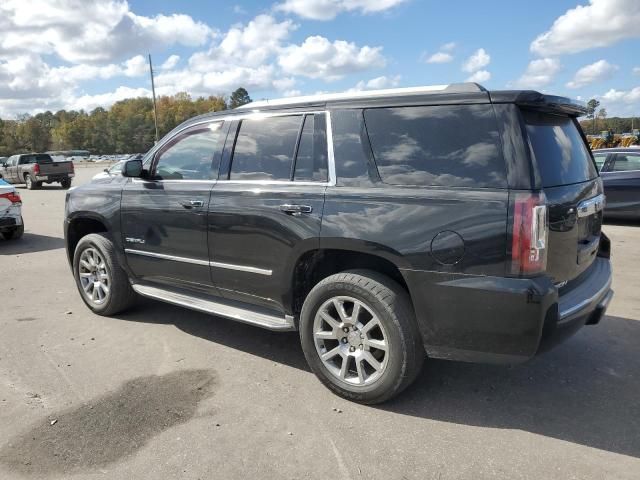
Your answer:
(122, 159), (143, 177)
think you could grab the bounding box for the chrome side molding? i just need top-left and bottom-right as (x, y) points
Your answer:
(576, 193), (605, 218)
(131, 284), (295, 331)
(125, 248), (272, 275)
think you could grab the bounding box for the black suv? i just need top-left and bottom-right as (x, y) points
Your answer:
(65, 83), (613, 403)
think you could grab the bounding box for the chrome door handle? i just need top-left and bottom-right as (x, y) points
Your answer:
(181, 200), (204, 209)
(280, 204), (313, 215)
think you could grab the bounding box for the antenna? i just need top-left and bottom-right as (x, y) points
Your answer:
(148, 54), (159, 143)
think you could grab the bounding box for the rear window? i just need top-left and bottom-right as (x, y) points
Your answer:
(364, 105), (506, 188)
(20, 154), (53, 164)
(523, 111), (597, 187)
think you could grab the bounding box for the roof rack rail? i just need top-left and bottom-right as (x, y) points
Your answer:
(237, 83), (487, 109)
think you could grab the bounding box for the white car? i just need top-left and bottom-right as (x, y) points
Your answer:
(0, 179), (24, 240)
(91, 161), (125, 181)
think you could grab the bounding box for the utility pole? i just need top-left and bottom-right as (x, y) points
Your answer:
(148, 54), (159, 143)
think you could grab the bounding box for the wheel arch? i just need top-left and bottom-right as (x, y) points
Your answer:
(286, 245), (411, 320)
(65, 214), (109, 265)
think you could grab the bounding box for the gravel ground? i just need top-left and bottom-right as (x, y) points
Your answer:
(0, 166), (638, 480)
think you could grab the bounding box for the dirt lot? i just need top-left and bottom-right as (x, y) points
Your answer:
(1, 166), (639, 480)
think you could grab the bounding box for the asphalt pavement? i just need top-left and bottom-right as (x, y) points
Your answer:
(0, 166), (639, 479)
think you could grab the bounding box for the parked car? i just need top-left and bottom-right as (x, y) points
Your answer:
(0, 178), (24, 240)
(92, 160), (125, 181)
(64, 83), (613, 403)
(0, 153), (74, 189)
(592, 147), (640, 219)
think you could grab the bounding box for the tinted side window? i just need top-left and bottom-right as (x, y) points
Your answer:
(364, 105), (506, 187)
(231, 115), (302, 181)
(154, 122), (223, 180)
(294, 114), (328, 182)
(612, 154), (640, 172)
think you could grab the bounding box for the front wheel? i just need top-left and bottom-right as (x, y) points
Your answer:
(299, 270), (424, 404)
(73, 233), (137, 315)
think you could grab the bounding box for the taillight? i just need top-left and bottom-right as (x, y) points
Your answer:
(0, 191), (21, 203)
(70, 162), (75, 173)
(33, 163), (40, 175)
(511, 192), (548, 276)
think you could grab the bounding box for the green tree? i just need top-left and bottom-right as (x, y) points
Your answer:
(586, 99), (600, 134)
(229, 87), (252, 109)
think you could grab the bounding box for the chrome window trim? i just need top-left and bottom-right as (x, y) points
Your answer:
(125, 248), (272, 276)
(135, 110), (336, 187)
(576, 193), (605, 218)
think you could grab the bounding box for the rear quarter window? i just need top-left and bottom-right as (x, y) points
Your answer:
(363, 104), (507, 188)
(523, 111), (597, 187)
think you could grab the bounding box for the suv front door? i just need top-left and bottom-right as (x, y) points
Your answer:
(208, 112), (329, 313)
(121, 120), (228, 293)
(601, 152), (640, 217)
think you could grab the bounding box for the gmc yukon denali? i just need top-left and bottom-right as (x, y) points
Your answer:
(64, 83), (613, 403)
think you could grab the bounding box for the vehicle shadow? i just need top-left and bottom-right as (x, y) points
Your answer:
(0, 233), (65, 255)
(382, 315), (640, 459)
(15, 185), (67, 190)
(112, 298), (309, 371)
(603, 217), (640, 227)
(113, 299), (640, 458)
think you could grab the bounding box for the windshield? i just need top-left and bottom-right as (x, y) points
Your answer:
(523, 110), (598, 188)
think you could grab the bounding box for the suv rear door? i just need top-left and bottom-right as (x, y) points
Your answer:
(208, 112), (328, 312)
(522, 110), (602, 284)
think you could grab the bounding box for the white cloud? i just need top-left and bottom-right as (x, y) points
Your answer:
(531, 0), (640, 56)
(633, 67), (640, 76)
(275, 0), (407, 20)
(465, 70), (491, 83)
(0, 0), (213, 63)
(566, 60), (618, 89)
(124, 55), (148, 77)
(68, 86), (152, 111)
(278, 36), (385, 80)
(462, 48), (490, 73)
(511, 58), (561, 89)
(160, 55), (180, 70)
(440, 42), (456, 52)
(351, 75), (401, 91)
(598, 86), (640, 116)
(424, 52), (453, 64)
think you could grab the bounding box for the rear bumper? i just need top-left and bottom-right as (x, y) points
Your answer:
(402, 257), (613, 364)
(36, 174), (74, 182)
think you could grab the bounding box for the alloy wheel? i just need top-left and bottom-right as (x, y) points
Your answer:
(78, 247), (110, 305)
(313, 296), (389, 386)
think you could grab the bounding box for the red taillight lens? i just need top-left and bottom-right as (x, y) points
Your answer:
(70, 162), (75, 173)
(511, 192), (548, 276)
(33, 163), (40, 175)
(0, 191), (22, 203)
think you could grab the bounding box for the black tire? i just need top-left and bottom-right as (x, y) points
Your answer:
(2, 220), (24, 240)
(25, 174), (35, 190)
(299, 270), (424, 404)
(73, 233), (136, 315)
(61, 179), (72, 189)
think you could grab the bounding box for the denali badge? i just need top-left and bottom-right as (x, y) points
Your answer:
(125, 237), (145, 244)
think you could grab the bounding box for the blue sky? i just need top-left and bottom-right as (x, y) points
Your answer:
(1, 0), (639, 117)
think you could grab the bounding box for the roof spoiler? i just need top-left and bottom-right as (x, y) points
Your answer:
(489, 90), (588, 117)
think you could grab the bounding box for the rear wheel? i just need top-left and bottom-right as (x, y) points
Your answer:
(300, 270), (424, 404)
(61, 178), (72, 189)
(25, 174), (35, 190)
(73, 233), (136, 315)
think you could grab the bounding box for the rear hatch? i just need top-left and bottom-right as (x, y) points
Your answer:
(522, 110), (602, 284)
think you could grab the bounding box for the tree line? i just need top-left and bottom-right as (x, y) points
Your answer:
(0, 88), (252, 157)
(579, 98), (638, 135)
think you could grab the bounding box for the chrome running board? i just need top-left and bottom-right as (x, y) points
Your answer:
(132, 284), (295, 331)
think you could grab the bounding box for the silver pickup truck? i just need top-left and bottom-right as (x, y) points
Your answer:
(0, 153), (74, 189)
